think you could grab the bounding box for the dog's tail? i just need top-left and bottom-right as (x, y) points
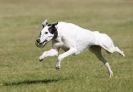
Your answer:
(114, 47), (125, 57)
(104, 46), (125, 57)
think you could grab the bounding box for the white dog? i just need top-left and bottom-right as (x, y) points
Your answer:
(35, 19), (125, 78)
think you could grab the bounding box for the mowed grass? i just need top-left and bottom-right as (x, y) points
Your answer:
(0, 0), (133, 92)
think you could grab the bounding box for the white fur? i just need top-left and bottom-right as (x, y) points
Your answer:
(37, 21), (125, 78)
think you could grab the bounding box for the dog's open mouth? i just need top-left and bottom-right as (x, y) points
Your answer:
(35, 40), (47, 48)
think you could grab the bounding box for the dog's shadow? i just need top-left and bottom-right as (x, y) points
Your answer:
(3, 77), (67, 86)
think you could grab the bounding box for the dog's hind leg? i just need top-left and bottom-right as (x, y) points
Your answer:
(89, 46), (113, 78)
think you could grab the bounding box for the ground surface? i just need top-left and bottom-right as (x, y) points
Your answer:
(0, 0), (133, 92)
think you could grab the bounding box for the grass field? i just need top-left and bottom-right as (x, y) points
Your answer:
(0, 0), (133, 92)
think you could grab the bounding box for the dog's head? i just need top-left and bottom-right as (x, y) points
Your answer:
(35, 19), (58, 48)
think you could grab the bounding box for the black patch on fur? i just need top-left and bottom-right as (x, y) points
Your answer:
(48, 22), (58, 39)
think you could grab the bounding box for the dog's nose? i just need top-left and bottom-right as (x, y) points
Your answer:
(36, 39), (40, 43)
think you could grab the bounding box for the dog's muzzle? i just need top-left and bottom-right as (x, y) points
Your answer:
(35, 39), (47, 48)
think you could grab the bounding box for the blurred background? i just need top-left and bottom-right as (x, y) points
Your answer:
(0, 0), (133, 92)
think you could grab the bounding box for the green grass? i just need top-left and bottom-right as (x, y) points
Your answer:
(0, 0), (133, 92)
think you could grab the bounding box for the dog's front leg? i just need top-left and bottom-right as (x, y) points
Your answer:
(39, 49), (58, 61)
(56, 48), (77, 69)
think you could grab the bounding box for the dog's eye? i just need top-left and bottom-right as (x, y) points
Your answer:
(45, 32), (48, 34)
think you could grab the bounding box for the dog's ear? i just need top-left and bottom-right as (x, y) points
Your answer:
(53, 22), (58, 26)
(42, 19), (48, 28)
